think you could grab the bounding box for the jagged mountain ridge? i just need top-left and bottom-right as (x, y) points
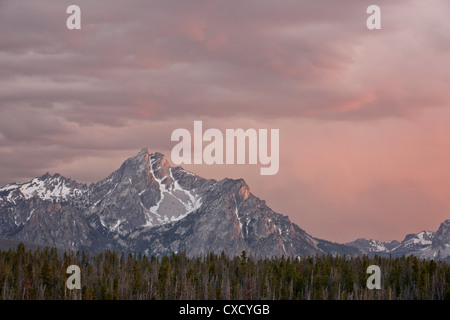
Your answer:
(86, 150), (204, 235)
(1, 149), (449, 260)
(344, 238), (401, 255)
(0, 149), (357, 258)
(345, 220), (450, 262)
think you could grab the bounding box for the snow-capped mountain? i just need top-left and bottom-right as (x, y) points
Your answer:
(86, 150), (203, 235)
(0, 149), (357, 258)
(346, 221), (450, 262)
(344, 238), (400, 255)
(391, 231), (435, 257)
(1, 149), (448, 260)
(0, 173), (86, 204)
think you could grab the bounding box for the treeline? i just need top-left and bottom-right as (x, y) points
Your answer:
(0, 243), (449, 300)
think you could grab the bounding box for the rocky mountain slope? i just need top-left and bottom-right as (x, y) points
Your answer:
(1, 148), (448, 260)
(0, 149), (357, 258)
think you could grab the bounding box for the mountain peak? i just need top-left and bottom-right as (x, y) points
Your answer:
(40, 172), (52, 180)
(436, 219), (450, 238)
(136, 148), (151, 160)
(132, 149), (168, 167)
(0, 172), (87, 205)
(133, 147), (150, 161)
(148, 151), (167, 162)
(441, 219), (450, 226)
(39, 172), (67, 181)
(101, 149), (174, 190)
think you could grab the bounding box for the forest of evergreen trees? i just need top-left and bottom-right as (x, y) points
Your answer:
(1, 243), (449, 300)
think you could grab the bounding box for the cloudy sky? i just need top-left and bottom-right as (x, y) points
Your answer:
(1, 0), (450, 243)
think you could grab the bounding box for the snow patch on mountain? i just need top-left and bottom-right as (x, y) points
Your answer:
(141, 155), (202, 227)
(0, 175), (86, 204)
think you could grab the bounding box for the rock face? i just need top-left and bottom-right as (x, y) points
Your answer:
(86, 150), (203, 235)
(0, 149), (357, 258)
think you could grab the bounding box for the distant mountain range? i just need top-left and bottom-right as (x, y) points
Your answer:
(0, 149), (449, 261)
(346, 222), (450, 261)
